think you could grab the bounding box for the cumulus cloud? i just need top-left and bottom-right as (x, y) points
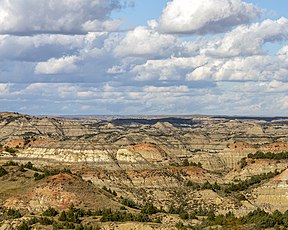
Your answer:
(156, 0), (260, 34)
(0, 0), (123, 34)
(205, 17), (288, 57)
(0, 83), (10, 95)
(35, 55), (80, 74)
(278, 96), (288, 110)
(0, 34), (88, 61)
(278, 45), (288, 62)
(0, 1), (288, 116)
(132, 56), (207, 81)
(114, 27), (180, 58)
(187, 54), (288, 82)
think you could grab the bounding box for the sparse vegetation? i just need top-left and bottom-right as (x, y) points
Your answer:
(194, 208), (288, 229)
(102, 186), (117, 196)
(141, 202), (159, 215)
(0, 166), (8, 177)
(239, 157), (248, 168)
(7, 208), (22, 219)
(43, 207), (58, 217)
(172, 159), (203, 168)
(3, 160), (19, 166)
(0, 114), (287, 229)
(4, 147), (17, 154)
(121, 197), (138, 209)
(34, 167), (73, 180)
(224, 170), (280, 193)
(248, 151), (288, 160)
(185, 170), (280, 194)
(99, 209), (151, 222)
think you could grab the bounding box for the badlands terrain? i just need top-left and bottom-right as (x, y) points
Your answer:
(0, 112), (288, 229)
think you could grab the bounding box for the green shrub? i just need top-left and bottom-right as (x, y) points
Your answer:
(43, 207), (58, 217)
(248, 151), (288, 160)
(58, 211), (67, 221)
(17, 221), (31, 230)
(38, 217), (53, 225)
(5, 147), (17, 154)
(186, 180), (200, 190)
(34, 172), (45, 180)
(201, 181), (213, 190)
(3, 161), (19, 166)
(141, 202), (158, 215)
(0, 167), (8, 177)
(179, 211), (189, 220)
(121, 198), (138, 209)
(99, 209), (151, 222)
(7, 208), (22, 218)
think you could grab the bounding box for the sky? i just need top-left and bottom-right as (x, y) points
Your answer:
(0, 0), (288, 116)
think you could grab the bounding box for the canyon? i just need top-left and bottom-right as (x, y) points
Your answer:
(0, 112), (288, 229)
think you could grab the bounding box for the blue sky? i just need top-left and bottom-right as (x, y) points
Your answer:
(0, 0), (287, 116)
(115, 0), (288, 27)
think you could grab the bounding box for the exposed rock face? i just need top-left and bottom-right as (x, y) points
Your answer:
(2, 172), (121, 214)
(251, 169), (288, 212)
(1, 113), (287, 171)
(0, 112), (288, 224)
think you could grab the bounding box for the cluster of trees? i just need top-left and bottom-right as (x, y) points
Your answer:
(185, 171), (279, 194)
(16, 205), (100, 229)
(182, 159), (202, 167)
(141, 202), (159, 215)
(17, 218), (99, 230)
(224, 171), (280, 193)
(172, 159), (202, 168)
(192, 208), (288, 229)
(168, 205), (212, 221)
(58, 204), (85, 224)
(2, 160), (76, 181)
(33, 167), (72, 181)
(99, 208), (150, 222)
(43, 207), (58, 217)
(7, 208), (22, 218)
(19, 161), (39, 172)
(248, 151), (288, 160)
(186, 180), (220, 191)
(12, 200), (288, 230)
(121, 197), (138, 209)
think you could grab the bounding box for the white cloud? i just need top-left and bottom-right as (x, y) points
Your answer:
(205, 18), (288, 57)
(278, 96), (288, 110)
(0, 82), (287, 116)
(258, 80), (288, 93)
(0, 0), (122, 34)
(0, 1), (287, 116)
(114, 27), (179, 58)
(132, 56), (207, 81)
(0, 83), (9, 95)
(157, 0), (260, 34)
(218, 80), (288, 93)
(143, 85), (189, 93)
(187, 54), (288, 81)
(278, 45), (288, 62)
(35, 55), (80, 74)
